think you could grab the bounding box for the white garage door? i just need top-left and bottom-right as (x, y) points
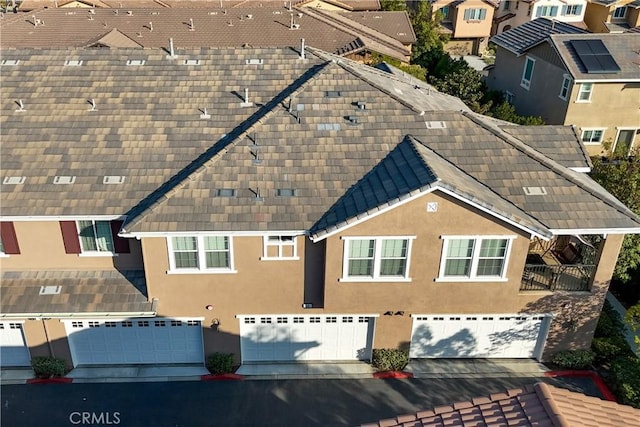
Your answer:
(64, 319), (204, 366)
(239, 315), (375, 362)
(0, 322), (31, 367)
(410, 314), (549, 359)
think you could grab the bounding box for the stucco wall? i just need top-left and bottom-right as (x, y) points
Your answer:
(584, 3), (611, 32)
(23, 319), (72, 369)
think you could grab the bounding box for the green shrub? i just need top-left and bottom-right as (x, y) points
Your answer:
(206, 352), (235, 375)
(610, 357), (640, 408)
(371, 348), (409, 371)
(592, 336), (632, 363)
(551, 349), (595, 370)
(595, 301), (625, 338)
(31, 356), (66, 378)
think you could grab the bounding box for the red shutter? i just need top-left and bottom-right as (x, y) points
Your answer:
(0, 222), (21, 254)
(111, 220), (130, 254)
(59, 221), (81, 254)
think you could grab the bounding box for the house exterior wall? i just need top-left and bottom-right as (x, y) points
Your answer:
(452, 3), (495, 38)
(584, 0), (638, 32)
(23, 319), (73, 368)
(495, 0), (587, 34)
(0, 221), (143, 271)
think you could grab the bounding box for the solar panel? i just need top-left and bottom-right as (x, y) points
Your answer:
(569, 39), (620, 74)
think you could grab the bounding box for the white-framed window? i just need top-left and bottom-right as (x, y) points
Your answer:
(262, 235), (298, 260)
(167, 235), (235, 273)
(559, 75), (571, 100)
(576, 83), (593, 102)
(521, 57), (535, 90)
(564, 4), (582, 15)
(341, 236), (415, 282)
(77, 220), (114, 254)
(464, 8), (487, 20)
(505, 91), (514, 104)
(536, 5), (558, 17)
(581, 128), (605, 144)
(613, 6), (627, 19)
(437, 236), (515, 281)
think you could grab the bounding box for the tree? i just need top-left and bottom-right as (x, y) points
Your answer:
(380, 0), (407, 11)
(489, 101), (545, 125)
(409, 0), (448, 63)
(625, 303), (640, 355)
(590, 155), (640, 283)
(428, 56), (492, 114)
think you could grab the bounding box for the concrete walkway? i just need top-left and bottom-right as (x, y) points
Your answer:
(606, 292), (639, 355)
(236, 361), (376, 379)
(407, 358), (548, 379)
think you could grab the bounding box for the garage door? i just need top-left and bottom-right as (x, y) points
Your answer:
(239, 315), (375, 362)
(410, 314), (549, 359)
(64, 319), (204, 366)
(0, 322), (31, 367)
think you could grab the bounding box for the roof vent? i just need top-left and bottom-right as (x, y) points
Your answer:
(151, 11), (160, 15)
(357, 101), (366, 110)
(241, 88), (253, 107)
(1, 60), (20, 66)
(103, 175), (125, 184)
(523, 186), (548, 196)
(347, 115), (359, 125)
(126, 59), (146, 66)
(88, 98), (97, 111)
(64, 60), (84, 66)
(317, 123), (341, 131)
(277, 189), (296, 197)
(425, 121), (447, 129)
(53, 176), (76, 185)
(216, 189), (237, 197)
(200, 108), (211, 119)
(183, 59), (200, 65)
(3, 176), (26, 185)
(39, 286), (62, 295)
(208, 11), (218, 15)
(245, 59), (264, 65)
(189, 18), (195, 31)
(15, 99), (25, 112)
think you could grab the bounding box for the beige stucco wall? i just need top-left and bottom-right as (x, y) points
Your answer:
(0, 221), (143, 271)
(584, 3), (612, 32)
(452, 3), (494, 38)
(23, 319), (72, 369)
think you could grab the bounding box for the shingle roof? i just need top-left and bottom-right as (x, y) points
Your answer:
(0, 7), (410, 61)
(490, 18), (588, 55)
(337, 11), (416, 44)
(2, 47), (639, 237)
(549, 33), (640, 81)
(361, 382), (640, 427)
(0, 270), (153, 315)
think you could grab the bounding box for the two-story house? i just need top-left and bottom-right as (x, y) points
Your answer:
(1, 46), (638, 370)
(493, 0), (589, 34)
(487, 19), (640, 157)
(432, 0), (497, 55)
(584, 0), (640, 33)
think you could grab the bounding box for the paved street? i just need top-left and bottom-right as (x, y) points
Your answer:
(1, 377), (604, 427)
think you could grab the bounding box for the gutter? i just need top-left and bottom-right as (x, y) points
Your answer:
(1, 299), (158, 319)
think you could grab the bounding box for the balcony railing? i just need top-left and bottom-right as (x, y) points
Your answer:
(521, 264), (595, 292)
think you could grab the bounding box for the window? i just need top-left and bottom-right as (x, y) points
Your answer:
(503, 1), (511, 11)
(77, 220), (114, 253)
(536, 5), (558, 17)
(577, 83), (593, 102)
(579, 129), (603, 144)
(464, 8), (487, 20)
(167, 236), (235, 273)
(439, 5), (450, 19)
(438, 237), (514, 281)
(564, 4), (582, 15)
(341, 237), (414, 281)
(613, 6), (627, 19)
(521, 57), (535, 90)
(559, 75), (571, 100)
(262, 236), (298, 260)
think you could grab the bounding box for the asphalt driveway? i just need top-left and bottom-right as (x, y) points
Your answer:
(1, 377), (606, 427)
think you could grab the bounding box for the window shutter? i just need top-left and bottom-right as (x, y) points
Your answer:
(110, 221), (130, 254)
(479, 8), (487, 19)
(464, 9), (470, 20)
(535, 7), (542, 17)
(0, 222), (21, 254)
(59, 221), (81, 254)
(561, 5), (567, 15)
(576, 5), (582, 14)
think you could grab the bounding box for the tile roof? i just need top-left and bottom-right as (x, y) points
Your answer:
(550, 33), (640, 81)
(337, 11), (416, 44)
(1, 47), (639, 237)
(361, 382), (640, 427)
(0, 270), (153, 315)
(0, 7), (410, 61)
(490, 18), (588, 55)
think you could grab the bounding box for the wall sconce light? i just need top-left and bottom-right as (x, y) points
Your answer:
(205, 305), (213, 311)
(384, 311), (394, 316)
(394, 311), (405, 316)
(211, 318), (220, 330)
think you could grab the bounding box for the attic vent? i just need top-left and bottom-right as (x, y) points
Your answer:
(245, 59), (264, 65)
(1, 60), (20, 66)
(126, 59), (146, 66)
(216, 189), (237, 197)
(183, 59), (200, 66)
(64, 60), (84, 66)
(425, 121), (447, 129)
(103, 175), (126, 184)
(277, 189), (296, 197)
(523, 186), (548, 196)
(317, 123), (341, 131)
(3, 176), (26, 185)
(39, 286), (62, 295)
(53, 176), (76, 185)
(325, 91), (341, 98)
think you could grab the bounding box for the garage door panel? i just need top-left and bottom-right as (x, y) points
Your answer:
(0, 322), (31, 367)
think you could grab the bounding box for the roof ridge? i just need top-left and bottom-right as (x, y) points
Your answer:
(123, 57), (333, 232)
(534, 383), (570, 427)
(463, 112), (640, 228)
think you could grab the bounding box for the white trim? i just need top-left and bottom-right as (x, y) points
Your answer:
(612, 127), (638, 157)
(520, 56), (535, 90)
(167, 269), (238, 275)
(123, 229), (306, 238)
(167, 235), (236, 273)
(549, 228), (640, 234)
(569, 167), (591, 173)
(573, 79), (640, 83)
(437, 236), (516, 281)
(1, 311), (157, 319)
(261, 235), (299, 260)
(0, 215), (126, 221)
(236, 314), (380, 319)
(435, 277), (509, 283)
(341, 236), (415, 282)
(575, 82), (593, 103)
(78, 252), (118, 258)
(580, 127), (606, 145)
(409, 313), (552, 318)
(61, 316), (204, 323)
(559, 74), (571, 101)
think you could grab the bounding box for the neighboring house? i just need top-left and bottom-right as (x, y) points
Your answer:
(361, 382), (640, 427)
(432, 0), (497, 55)
(1, 46), (639, 370)
(0, 7), (414, 63)
(493, 0), (589, 34)
(488, 19), (640, 157)
(584, 0), (640, 33)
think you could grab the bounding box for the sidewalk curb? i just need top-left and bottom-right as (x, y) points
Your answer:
(545, 370), (617, 402)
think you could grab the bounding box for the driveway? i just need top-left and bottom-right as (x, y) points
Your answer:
(1, 377), (605, 427)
